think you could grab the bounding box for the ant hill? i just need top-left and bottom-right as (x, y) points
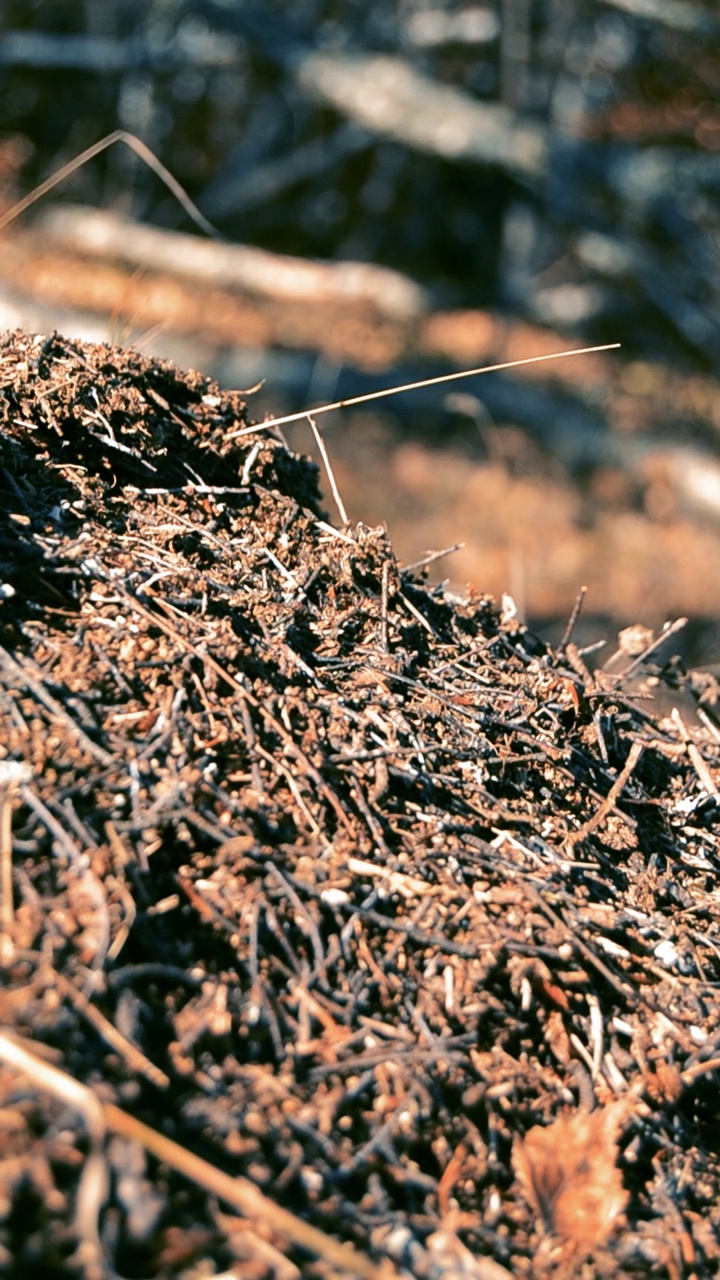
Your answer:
(1, 329), (719, 1278)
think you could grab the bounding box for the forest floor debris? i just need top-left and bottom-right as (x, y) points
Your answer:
(1, 330), (719, 1278)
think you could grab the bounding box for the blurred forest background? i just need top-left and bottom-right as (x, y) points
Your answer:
(2, 0), (720, 660)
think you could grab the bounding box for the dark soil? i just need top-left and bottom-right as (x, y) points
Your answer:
(1, 330), (719, 1279)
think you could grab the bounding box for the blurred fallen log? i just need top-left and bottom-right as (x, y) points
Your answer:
(294, 51), (547, 180)
(34, 205), (429, 321)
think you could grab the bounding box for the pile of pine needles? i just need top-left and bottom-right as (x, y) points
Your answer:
(0, 329), (719, 1280)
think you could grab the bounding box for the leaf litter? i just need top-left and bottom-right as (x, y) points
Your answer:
(0, 329), (719, 1277)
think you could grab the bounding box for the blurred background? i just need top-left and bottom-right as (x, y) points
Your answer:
(1, 0), (720, 660)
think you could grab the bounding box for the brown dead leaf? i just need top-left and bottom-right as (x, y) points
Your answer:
(512, 1102), (630, 1250)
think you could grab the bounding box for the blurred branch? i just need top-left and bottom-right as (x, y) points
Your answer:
(500, 0), (532, 108)
(0, 29), (242, 71)
(600, 0), (720, 36)
(402, 7), (500, 48)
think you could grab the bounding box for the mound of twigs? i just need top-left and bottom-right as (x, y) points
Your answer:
(1, 329), (719, 1280)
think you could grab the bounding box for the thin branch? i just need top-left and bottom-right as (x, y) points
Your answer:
(567, 740), (644, 849)
(402, 542), (465, 573)
(557, 585), (587, 654)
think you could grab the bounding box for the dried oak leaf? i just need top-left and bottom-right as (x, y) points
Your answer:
(512, 1101), (630, 1249)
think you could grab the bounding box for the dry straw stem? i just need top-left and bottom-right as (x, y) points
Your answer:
(0, 129), (221, 239)
(228, 342), (622, 437)
(232, 340), (613, 627)
(308, 412), (349, 524)
(0, 1030), (399, 1280)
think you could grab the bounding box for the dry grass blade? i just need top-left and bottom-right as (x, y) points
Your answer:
(227, 343), (622, 437)
(0, 1030), (105, 1142)
(0, 129), (221, 239)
